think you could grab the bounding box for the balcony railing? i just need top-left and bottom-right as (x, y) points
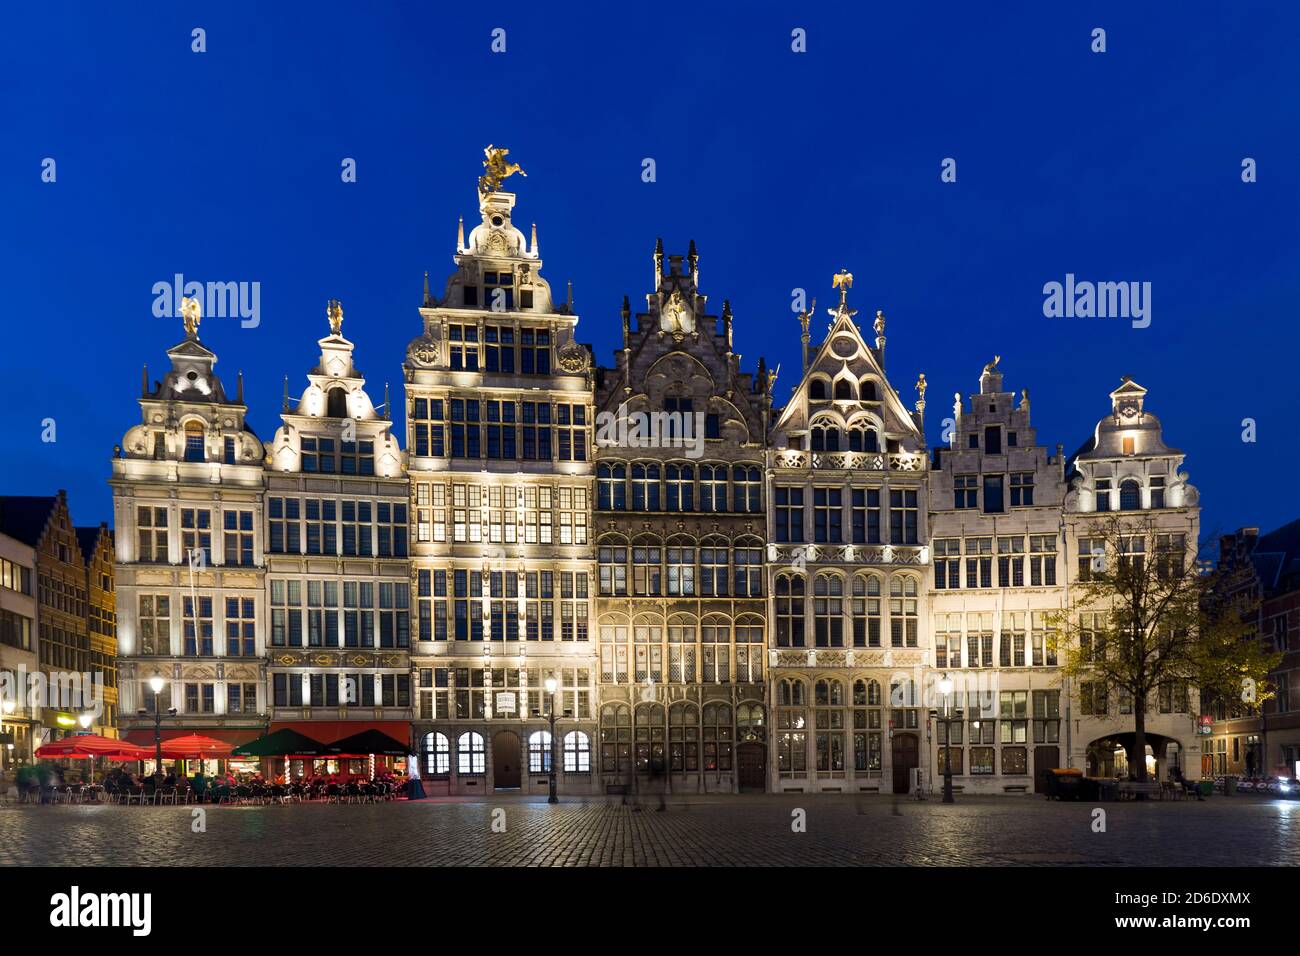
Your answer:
(773, 450), (926, 472)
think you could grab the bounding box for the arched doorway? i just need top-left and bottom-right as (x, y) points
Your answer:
(492, 731), (521, 790)
(1086, 732), (1182, 780)
(892, 733), (918, 794)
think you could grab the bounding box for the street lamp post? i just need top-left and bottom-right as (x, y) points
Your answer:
(139, 675), (175, 780)
(937, 674), (957, 804)
(544, 675), (558, 804)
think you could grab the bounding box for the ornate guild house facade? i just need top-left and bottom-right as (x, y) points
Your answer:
(405, 167), (598, 795)
(765, 276), (930, 794)
(593, 244), (770, 794)
(927, 361), (1068, 794)
(263, 303), (412, 752)
(112, 318), (268, 753)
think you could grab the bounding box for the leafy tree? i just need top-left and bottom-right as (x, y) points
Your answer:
(1050, 516), (1280, 782)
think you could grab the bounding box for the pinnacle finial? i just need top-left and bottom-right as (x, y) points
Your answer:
(832, 269), (853, 306)
(180, 296), (202, 340)
(327, 299), (343, 336)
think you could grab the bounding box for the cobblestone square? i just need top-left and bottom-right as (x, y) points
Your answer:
(2, 794), (1296, 867)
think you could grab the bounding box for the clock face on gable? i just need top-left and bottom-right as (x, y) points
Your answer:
(1119, 402), (1139, 420)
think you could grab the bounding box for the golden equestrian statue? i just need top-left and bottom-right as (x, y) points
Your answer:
(478, 145), (527, 196)
(180, 296), (202, 339)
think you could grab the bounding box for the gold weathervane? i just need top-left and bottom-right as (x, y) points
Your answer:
(180, 296), (202, 339)
(478, 145), (526, 196)
(327, 299), (344, 335)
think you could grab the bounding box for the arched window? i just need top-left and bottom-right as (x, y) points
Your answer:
(598, 542), (627, 596)
(421, 732), (450, 776)
(850, 574), (880, 648)
(699, 464), (728, 512)
(889, 576), (919, 648)
(665, 463), (694, 511)
(737, 702), (766, 741)
(666, 537), (696, 596)
(702, 702), (733, 770)
(860, 380), (879, 402)
(527, 730), (552, 773)
(815, 679), (846, 772)
(735, 616), (764, 683)
(457, 732), (485, 775)
(733, 537), (763, 597)
(731, 465), (761, 513)
(700, 537), (729, 597)
(632, 540), (662, 596)
(563, 731), (591, 773)
(834, 379), (854, 400)
(1119, 479), (1141, 511)
(598, 462), (626, 511)
(890, 678), (920, 729)
(667, 616), (697, 683)
(668, 702), (699, 772)
(326, 386), (348, 418)
(183, 422), (206, 463)
(631, 463), (660, 511)
(809, 379), (828, 401)
(811, 424), (841, 452)
(777, 680), (808, 776)
(779, 678), (806, 707)
(634, 703), (666, 773)
(852, 680), (883, 772)
(775, 574), (806, 648)
(633, 620), (663, 682)
(599, 704), (631, 773)
(813, 574), (844, 647)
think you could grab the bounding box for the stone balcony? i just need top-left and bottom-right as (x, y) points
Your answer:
(772, 450), (926, 472)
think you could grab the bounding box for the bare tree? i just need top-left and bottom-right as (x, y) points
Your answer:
(1050, 516), (1280, 782)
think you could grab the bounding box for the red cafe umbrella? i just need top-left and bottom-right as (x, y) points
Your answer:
(159, 734), (235, 760)
(35, 734), (150, 760)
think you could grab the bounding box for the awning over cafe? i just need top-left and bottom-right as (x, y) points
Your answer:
(231, 728), (329, 758)
(270, 720), (410, 746)
(123, 728), (262, 750)
(325, 729), (410, 757)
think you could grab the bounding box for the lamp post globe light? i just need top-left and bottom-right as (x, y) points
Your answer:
(140, 675), (174, 779)
(544, 675), (559, 803)
(937, 673), (955, 805)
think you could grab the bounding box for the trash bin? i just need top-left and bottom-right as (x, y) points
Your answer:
(1199, 780), (1213, 797)
(1224, 776), (1237, 796)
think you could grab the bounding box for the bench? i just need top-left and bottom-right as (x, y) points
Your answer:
(1002, 784), (1029, 793)
(1118, 781), (1163, 800)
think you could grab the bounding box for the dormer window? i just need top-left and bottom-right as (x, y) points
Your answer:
(223, 437), (236, 465)
(861, 381), (878, 402)
(183, 422), (205, 463)
(326, 387), (348, 418)
(1122, 436), (1135, 456)
(152, 432), (167, 460)
(834, 380), (854, 400)
(1150, 477), (1166, 509)
(809, 380), (827, 401)
(483, 271), (514, 311)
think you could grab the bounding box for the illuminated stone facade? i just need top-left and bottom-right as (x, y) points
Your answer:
(263, 308), (411, 747)
(405, 183), (598, 795)
(592, 243), (771, 795)
(111, 330), (267, 748)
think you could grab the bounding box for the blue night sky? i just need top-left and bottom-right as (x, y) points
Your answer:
(2, 2), (1296, 544)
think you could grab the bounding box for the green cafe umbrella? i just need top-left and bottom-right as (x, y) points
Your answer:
(325, 729), (410, 757)
(231, 728), (329, 758)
